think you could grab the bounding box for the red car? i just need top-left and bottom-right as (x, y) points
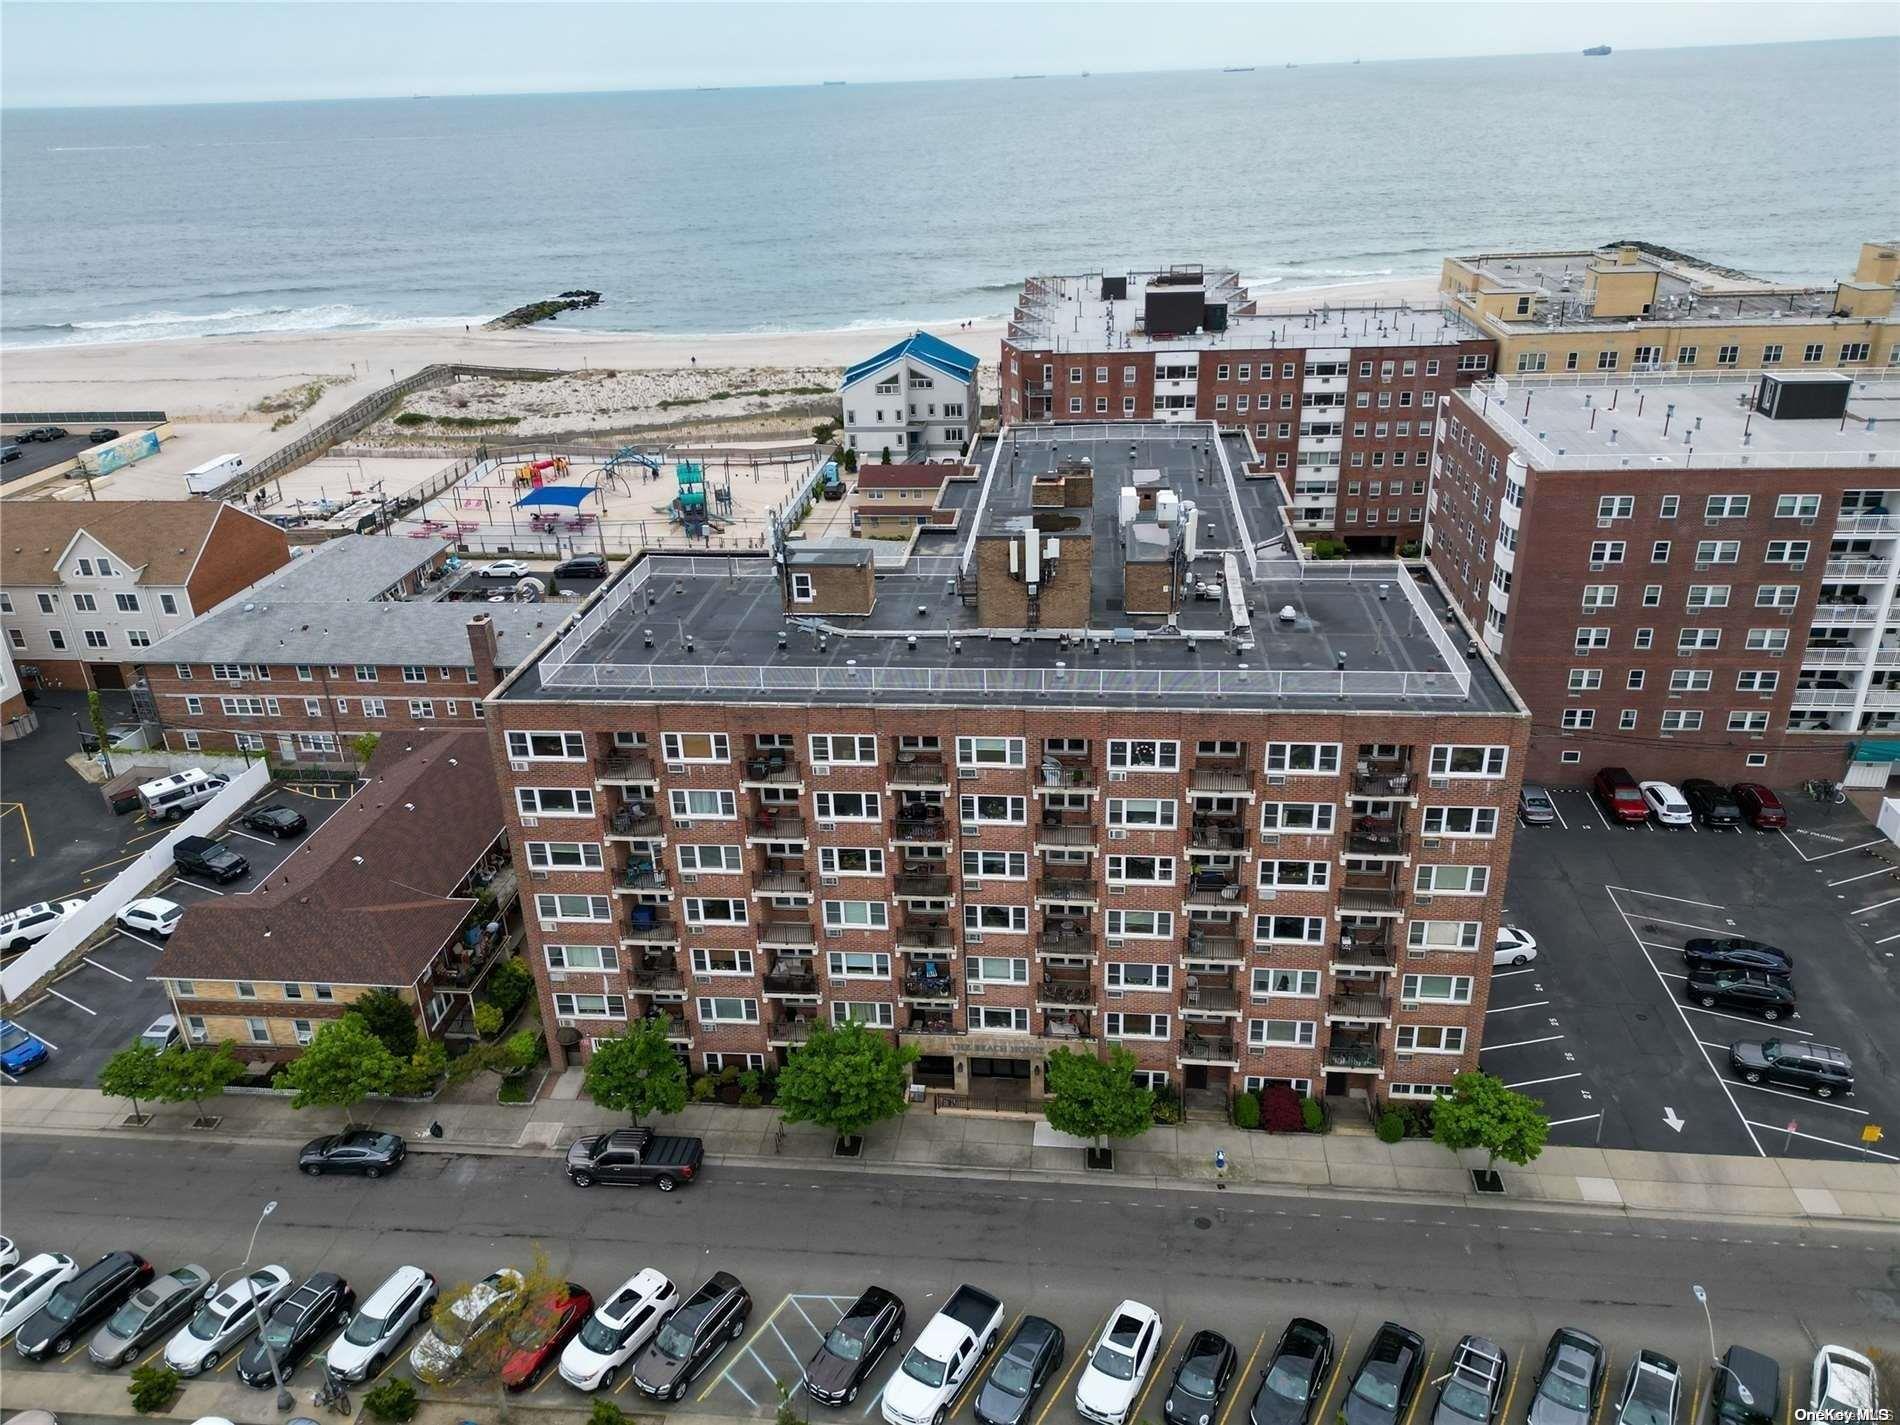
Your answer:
(1593, 766), (1649, 824)
(1731, 782), (1788, 829)
(498, 1282), (594, 1390)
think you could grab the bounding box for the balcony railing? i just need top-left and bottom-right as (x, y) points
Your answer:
(1325, 1038), (1384, 1071)
(1351, 764), (1413, 797)
(1034, 822), (1097, 847)
(1327, 989), (1392, 1021)
(1187, 877), (1244, 906)
(755, 869), (810, 896)
(618, 861), (667, 891)
(1036, 974), (1093, 1006)
(893, 815), (949, 843)
(1332, 939), (1398, 970)
(628, 963), (685, 996)
(741, 752), (802, 785)
(1346, 815), (1406, 856)
(768, 1017), (816, 1045)
(901, 969), (958, 1001)
(1185, 928), (1244, 962)
(1190, 765), (1251, 794)
(1189, 818), (1248, 851)
(905, 1008), (959, 1035)
(1040, 756), (1097, 791)
(608, 806), (663, 837)
(760, 919), (816, 947)
(432, 929), (505, 989)
(762, 961), (820, 997)
(894, 871), (951, 898)
(889, 757), (949, 788)
(622, 915), (680, 943)
(1041, 1011), (1092, 1040)
(640, 1012), (688, 1042)
(897, 918), (955, 951)
(1184, 980), (1239, 1013)
(748, 813), (807, 841)
(1039, 866), (1094, 891)
(597, 750), (654, 782)
(1179, 1030), (1239, 1064)
(1339, 874), (1403, 912)
(1037, 921), (1093, 955)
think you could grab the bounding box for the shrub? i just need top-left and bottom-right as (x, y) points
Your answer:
(1375, 1110), (1406, 1144)
(503, 1028), (542, 1073)
(1307, 537), (1349, 560)
(590, 1400), (630, 1425)
(130, 1362), (181, 1413)
(719, 1064), (741, 1086)
(692, 1074), (717, 1102)
(1300, 1096), (1327, 1134)
(1150, 1083), (1184, 1125)
(485, 958), (535, 1017)
(1261, 1084), (1304, 1133)
(739, 1089), (763, 1108)
(472, 1002), (504, 1040)
(393, 411), (431, 427)
(1231, 1092), (1261, 1130)
(365, 1376), (420, 1422)
(395, 1040), (448, 1096)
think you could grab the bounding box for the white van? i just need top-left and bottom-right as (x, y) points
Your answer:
(137, 768), (229, 821)
(183, 453), (244, 494)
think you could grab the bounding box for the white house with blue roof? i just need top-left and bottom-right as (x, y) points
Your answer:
(839, 331), (980, 463)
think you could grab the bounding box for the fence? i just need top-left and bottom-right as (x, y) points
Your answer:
(1, 408), (168, 424)
(1, 761), (271, 1004)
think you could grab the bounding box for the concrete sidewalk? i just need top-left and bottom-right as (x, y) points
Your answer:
(5, 1080), (1897, 1228)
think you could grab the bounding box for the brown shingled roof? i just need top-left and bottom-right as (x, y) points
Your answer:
(0, 501), (254, 587)
(852, 463), (967, 491)
(153, 730), (504, 986)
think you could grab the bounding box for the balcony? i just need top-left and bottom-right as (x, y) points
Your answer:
(893, 814), (950, 846)
(759, 919), (816, 949)
(621, 913), (680, 946)
(1346, 814), (1408, 857)
(607, 803), (663, 838)
(597, 749), (654, 783)
(1034, 820), (1098, 851)
(1184, 926), (1245, 963)
(1038, 865), (1095, 895)
(762, 956), (820, 1000)
(432, 926), (506, 990)
(754, 868), (811, 898)
(740, 750), (802, 788)
(905, 1008), (960, 1037)
(1331, 935), (1398, 972)
(1179, 1029), (1240, 1066)
(1187, 873), (1245, 906)
(1183, 974), (1240, 1016)
(888, 756), (950, 791)
(1037, 919), (1093, 956)
(1036, 972), (1094, 1007)
(1325, 1034), (1385, 1073)
(1339, 872), (1404, 916)
(901, 968), (959, 1003)
(1041, 1009), (1093, 1041)
(627, 960), (686, 999)
(616, 857), (668, 894)
(768, 1014), (818, 1046)
(635, 1011), (688, 1043)
(746, 813), (807, 844)
(1189, 817), (1249, 852)
(1826, 557), (1893, 580)
(1038, 755), (1097, 792)
(1326, 987), (1393, 1024)
(1190, 764), (1253, 796)
(896, 916), (956, 952)
(1351, 761), (1414, 799)
(894, 871), (951, 900)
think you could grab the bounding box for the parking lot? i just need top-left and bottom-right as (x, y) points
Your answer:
(1, 423), (158, 484)
(1493, 784), (1900, 1163)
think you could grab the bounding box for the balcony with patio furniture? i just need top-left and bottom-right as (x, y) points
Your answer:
(1179, 1028), (1240, 1066)
(894, 869), (952, 902)
(761, 952), (820, 1000)
(1187, 868), (1245, 906)
(893, 806), (951, 845)
(888, 753), (950, 791)
(1034, 815), (1098, 852)
(1325, 1030), (1384, 1073)
(1182, 970), (1240, 1016)
(641, 1010), (690, 1044)
(1035, 968), (1094, 1007)
(1331, 924), (1398, 971)
(904, 1007), (960, 1036)
(615, 853), (669, 895)
(627, 955), (686, 1000)
(621, 907), (680, 946)
(1346, 812), (1409, 857)
(1040, 1008), (1094, 1040)
(1189, 754), (1253, 797)
(767, 1011), (818, 1046)
(740, 741), (803, 789)
(896, 914), (956, 953)
(596, 746), (655, 784)
(1185, 924), (1245, 963)
(1326, 985), (1393, 1024)
(1338, 869), (1404, 916)
(607, 798), (663, 839)
(1189, 815), (1249, 852)
(753, 863), (811, 900)
(901, 965), (959, 1004)
(1351, 750), (1415, 800)
(1036, 862), (1096, 901)
(1037, 752), (1097, 792)
(746, 811), (808, 844)
(759, 918), (817, 949)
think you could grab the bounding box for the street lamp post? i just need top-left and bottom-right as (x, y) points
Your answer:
(1691, 1285), (1753, 1408)
(243, 1200), (296, 1411)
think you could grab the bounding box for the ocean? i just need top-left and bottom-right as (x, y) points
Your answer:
(2, 37), (1894, 349)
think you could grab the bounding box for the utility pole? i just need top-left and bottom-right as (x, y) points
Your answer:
(242, 1200), (295, 1411)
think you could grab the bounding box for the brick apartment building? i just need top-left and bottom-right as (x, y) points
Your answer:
(486, 421), (1529, 1115)
(1, 500), (291, 691)
(998, 267), (1495, 553)
(1426, 368), (1900, 784)
(138, 536), (568, 764)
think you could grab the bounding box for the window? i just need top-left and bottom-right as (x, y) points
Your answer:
(808, 733), (876, 766)
(1403, 974), (1474, 1004)
(1575, 627), (1610, 652)
(1736, 670), (1778, 692)
(683, 897), (747, 926)
(184, 695), (202, 715)
(955, 736), (1024, 767)
(83, 629), (110, 649)
(697, 997), (759, 1024)
(1728, 711), (1770, 733)
(1677, 347), (1698, 368)
(663, 732), (729, 763)
(827, 950), (892, 978)
(1764, 540), (1809, 565)
(1254, 914), (1325, 945)
(1619, 709), (1638, 729)
(1685, 585), (1730, 610)
(1582, 585), (1618, 611)
(961, 849), (1028, 879)
(669, 788), (737, 820)
(1415, 864), (1490, 894)
(1661, 495), (1680, 519)
(516, 787), (595, 816)
(1265, 743), (1340, 774)
(1755, 584), (1800, 609)
(1257, 859), (1329, 890)
(361, 698), (386, 718)
(1105, 962), (1172, 991)
(1677, 628), (1721, 651)
(814, 791), (880, 822)
(1669, 669), (1714, 692)
(1803, 342), (1825, 363)
(818, 846), (884, 876)
(1106, 855), (1174, 885)
(234, 981), (258, 999)
(1588, 541), (1625, 564)
(1407, 920), (1480, 950)
(160, 593), (178, 615)
(546, 944), (618, 972)
(1560, 709), (1595, 730)
(1695, 540), (1741, 565)
(1258, 802), (1335, 833)
(965, 904), (1028, 933)
(1421, 807), (1499, 837)
(1396, 1025), (1466, 1054)
(1661, 710), (1704, 732)
(1597, 350), (1620, 371)
(1248, 1019), (1317, 1048)
(1252, 968), (1319, 997)
(1597, 495), (1634, 521)
(1105, 909), (1174, 938)
(1651, 540), (1672, 563)
(677, 843), (744, 874)
(1107, 739), (1179, 771)
(959, 794), (1025, 825)
(1106, 798), (1177, 828)
(1717, 344), (1740, 368)
(1746, 628), (1789, 652)
(823, 900), (889, 929)
(969, 956), (1028, 985)
(536, 893), (612, 922)
(1642, 585), (1663, 607)
(1840, 342), (1871, 363)
(354, 665), (377, 681)
(966, 1005), (1026, 1033)
(507, 730), (586, 761)
(1774, 494), (1820, 519)
(1428, 745), (1508, 778)
(408, 700), (435, 719)
(1104, 1012), (1170, 1040)
(247, 1018), (271, 1044)
(791, 572), (814, 603)
(526, 841), (603, 871)
(555, 993), (629, 1019)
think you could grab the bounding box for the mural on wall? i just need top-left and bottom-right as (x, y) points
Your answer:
(79, 429), (161, 476)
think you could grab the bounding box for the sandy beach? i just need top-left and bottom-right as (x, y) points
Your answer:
(0, 277), (1440, 426)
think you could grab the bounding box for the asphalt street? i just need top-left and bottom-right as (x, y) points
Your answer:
(2, 1135), (1893, 1416)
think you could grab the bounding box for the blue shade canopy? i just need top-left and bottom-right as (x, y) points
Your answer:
(514, 486), (594, 509)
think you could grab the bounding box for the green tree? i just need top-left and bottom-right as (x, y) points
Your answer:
(98, 1042), (165, 1120)
(589, 1400), (630, 1425)
(774, 1020), (917, 1145)
(281, 1015), (401, 1123)
(1043, 1046), (1154, 1154)
(87, 688), (114, 775)
(1430, 1071), (1550, 1174)
(352, 986), (419, 1059)
(149, 1042), (241, 1122)
(364, 1376), (420, 1422)
(483, 957), (534, 1017)
(584, 1018), (688, 1123)
(394, 1039), (448, 1097)
(879, 446), (892, 464)
(841, 447), (859, 474)
(472, 1002), (504, 1040)
(351, 731), (381, 768)
(129, 1362), (182, 1413)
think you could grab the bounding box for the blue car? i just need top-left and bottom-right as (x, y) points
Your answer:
(0, 1019), (51, 1075)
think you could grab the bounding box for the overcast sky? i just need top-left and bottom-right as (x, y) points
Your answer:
(3, 0), (1896, 108)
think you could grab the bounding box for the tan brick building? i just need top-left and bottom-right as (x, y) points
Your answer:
(487, 421), (1529, 1117)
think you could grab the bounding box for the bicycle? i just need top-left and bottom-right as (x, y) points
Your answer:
(312, 1365), (352, 1416)
(1806, 778), (1846, 804)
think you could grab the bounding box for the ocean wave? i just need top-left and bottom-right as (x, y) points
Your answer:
(2, 303), (496, 348)
(46, 144), (154, 152)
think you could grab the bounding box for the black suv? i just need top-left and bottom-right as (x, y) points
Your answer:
(1729, 1039), (1854, 1098)
(237, 1271), (355, 1386)
(1684, 969), (1795, 1021)
(13, 1250), (153, 1359)
(1681, 937), (1793, 976)
(1679, 779), (1743, 828)
(552, 555), (609, 580)
(174, 835), (249, 883)
(632, 1271), (750, 1400)
(21, 425), (68, 443)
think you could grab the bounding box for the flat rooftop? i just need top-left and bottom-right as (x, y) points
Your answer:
(1456, 373), (1900, 471)
(501, 423), (1519, 714)
(1008, 269), (1470, 353)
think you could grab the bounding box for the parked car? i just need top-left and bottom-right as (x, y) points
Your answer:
(0, 1019), (52, 1076)
(137, 1015), (182, 1051)
(1248, 1317), (1335, 1425)
(0, 1237), (16, 1271)
(631, 1270), (751, 1401)
(1685, 968), (1796, 1021)
(1680, 779), (1744, 827)
(409, 1267), (523, 1385)
(1340, 1323), (1427, 1425)
(1164, 1329), (1237, 1425)
(324, 1266), (435, 1383)
(173, 836), (248, 883)
(1640, 781), (1694, 826)
(552, 555), (609, 580)
(1528, 1329), (1606, 1425)
(1, 899), (88, 952)
(0, 1254), (79, 1342)
(117, 898), (184, 939)
(1709, 1346), (1778, 1425)
(1729, 1039), (1854, 1098)
(235, 1271), (354, 1386)
(975, 1315), (1066, 1425)
(20, 426), (68, 442)
(1808, 1345), (1879, 1424)
(497, 1281), (592, 1390)
(239, 805), (307, 838)
(139, 768), (229, 821)
(805, 1285), (906, 1406)
(14, 1250), (153, 1360)
(884, 1282), (1002, 1425)
(565, 1126), (703, 1189)
(481, 560), (532, 579)
(1494, 927), (1538, 967)
(298, 1130), (406, 1178)
(1612, 1351), (1681, 1425)
(1593, 767), (1649, 824)
(1731, 783), (1788, 829)
(1682, 937), (1793, 976)
(163, 1266), (291, 1375)
(0, 442), (19, 463)
(560, 1268), (677, 1394)
(1431, 1336), (1509, 1425)
(1075, 1300), (1163, 1425)
(88, 428), (122, 444)
(1518, 784), (1557, 825)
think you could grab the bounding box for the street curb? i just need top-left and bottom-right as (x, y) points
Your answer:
(6, 1119), (1892, 1235)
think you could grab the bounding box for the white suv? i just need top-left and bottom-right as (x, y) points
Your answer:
(1, 900), (86, 952)
(1076, 1301), (1163, 1425)
(560, 1268), (678, 1392)
(325, 1265), (436, 1383)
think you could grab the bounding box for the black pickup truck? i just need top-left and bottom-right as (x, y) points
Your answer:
(565, 1127), (704, 1190)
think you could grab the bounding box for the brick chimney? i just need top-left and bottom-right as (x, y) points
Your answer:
(467, 613), (502, 694)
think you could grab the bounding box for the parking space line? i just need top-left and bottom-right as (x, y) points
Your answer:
(0, 801), (36, 857)
(1587, 794), (1615, 833)
(724, 1370), (761, 1408)
(1131, 1323), (1183, 1425)
(1035, 1312), (1109, 1425)
(1502, 1072), (1582, 1090)
(1877, 930), (1900, 944)
(1546, 799), (1569, 830)
(1777, 830), (1888, 862)
(1605, 884), (1723, 908)
(1484, 1000), (1549, 1014)
(46, 987), (96, 1015)
(228, 829), (277, 846)
(950, 1311), (1021, 1420)
(768, 1323), (807, 1388)
(82, 956), (134, 982)
(1218, 1334), (1267, 1425)
(1851, 893), (1900, 916)
(1546, 1113), (1602, 1129)
(1681, 1004), (1813, 1035)
(184, 882), (227, 896)
(1401, 1351), (1437, 1425)
(80, 848), (149, 878)
(1826, 865), (1894, 887)
(1480, 1035), (1564, 1052)
(1747, 1120), (1899, 1161)
(1628, 914), (1731, 935)
(1730, 1079), (1867, 1113)
(1498, 1353), (1523, 1425)
(1591, 1352), (1613, 1425)
(116, 931), (168, 952)
(1490, 967), (1537, 979)
(699, 1294), (792, 1403)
